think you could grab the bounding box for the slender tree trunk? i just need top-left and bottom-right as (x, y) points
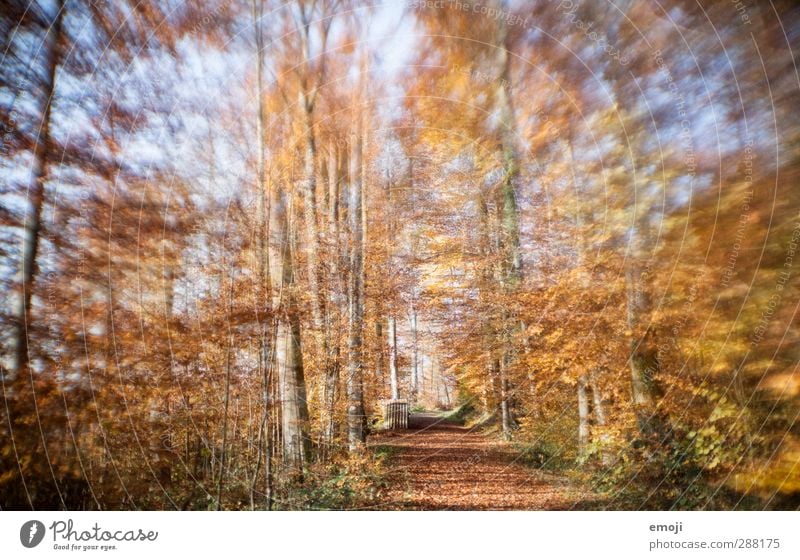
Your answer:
(346, 132), (366, 452)
(250, 330), (272, 510)
(386, 157), (401, 403)
(264, 342), (276, 509)
(375, 320), (385, 393)
(410, 305), (419, 402)
(321, 141), (340, 452)
(295, 7), (332, 461)
(327, 142), (340, 229)
(321, 339), (339, 455)
(498, 357), (514, 440)
(253, 0), (269, 292)
(494, 14), (522, 284)
(249, 410), (265, 510)
(295, 3), (325, 333)
(252, 0), (276, 499)
(491, 12), (522, 437)
(489, 358), (501, 416)
(476, 186), (495, 417)
(148, 243), (176, 494)
(301, 105), (324, 330)
(577, 373), (591, 456)
(388, 316), (399, 400)
(216, 275), (235, 510)
(12, 0), (64, 378)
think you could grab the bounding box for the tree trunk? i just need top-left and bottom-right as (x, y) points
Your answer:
(216, 283), (234, 509)
(321, 343), (339, 455)
(498, 357), (515, 440)
(589, 369), (613, 466)
(295, 7), (333, 460)
(295, 2), (325, 332)
(625, 264), (664, 440)
(12, 0), (64, 378)
(251, 335), (275, 510)
(410, 305), (419, 402)
(149, 242), (177, 497)
(492, 10), (522, 437)
(277, 313), (309, 469)
(327, 141), (339, 237)
(253, 0), (269, 294)
(388, 316), (399, 400)
(375, 320), (385, 393)
(319, 140), (341, 453)
(252, 0), (276, 495)
(265, 350), (277, 509)
(270, 181), (310, 472)
(493, 11), (522, 284)
(577, 373), (591, 456)
(346, 132), (366, 452)
(301, 105), (324, 330)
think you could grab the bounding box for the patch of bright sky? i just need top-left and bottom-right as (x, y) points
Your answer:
(364, 2), (418, 121)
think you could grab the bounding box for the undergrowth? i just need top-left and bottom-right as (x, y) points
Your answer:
(277, 448), (392, 510)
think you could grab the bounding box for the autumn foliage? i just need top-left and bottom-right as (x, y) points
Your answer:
(1, 0), (799, 510)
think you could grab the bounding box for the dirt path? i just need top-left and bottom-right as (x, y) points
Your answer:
(369, 412), (595, 510)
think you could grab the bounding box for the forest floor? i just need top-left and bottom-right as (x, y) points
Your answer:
(369, 412), (598, 510)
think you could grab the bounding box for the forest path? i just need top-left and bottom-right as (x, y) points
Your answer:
(369, 411), (596, 510)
